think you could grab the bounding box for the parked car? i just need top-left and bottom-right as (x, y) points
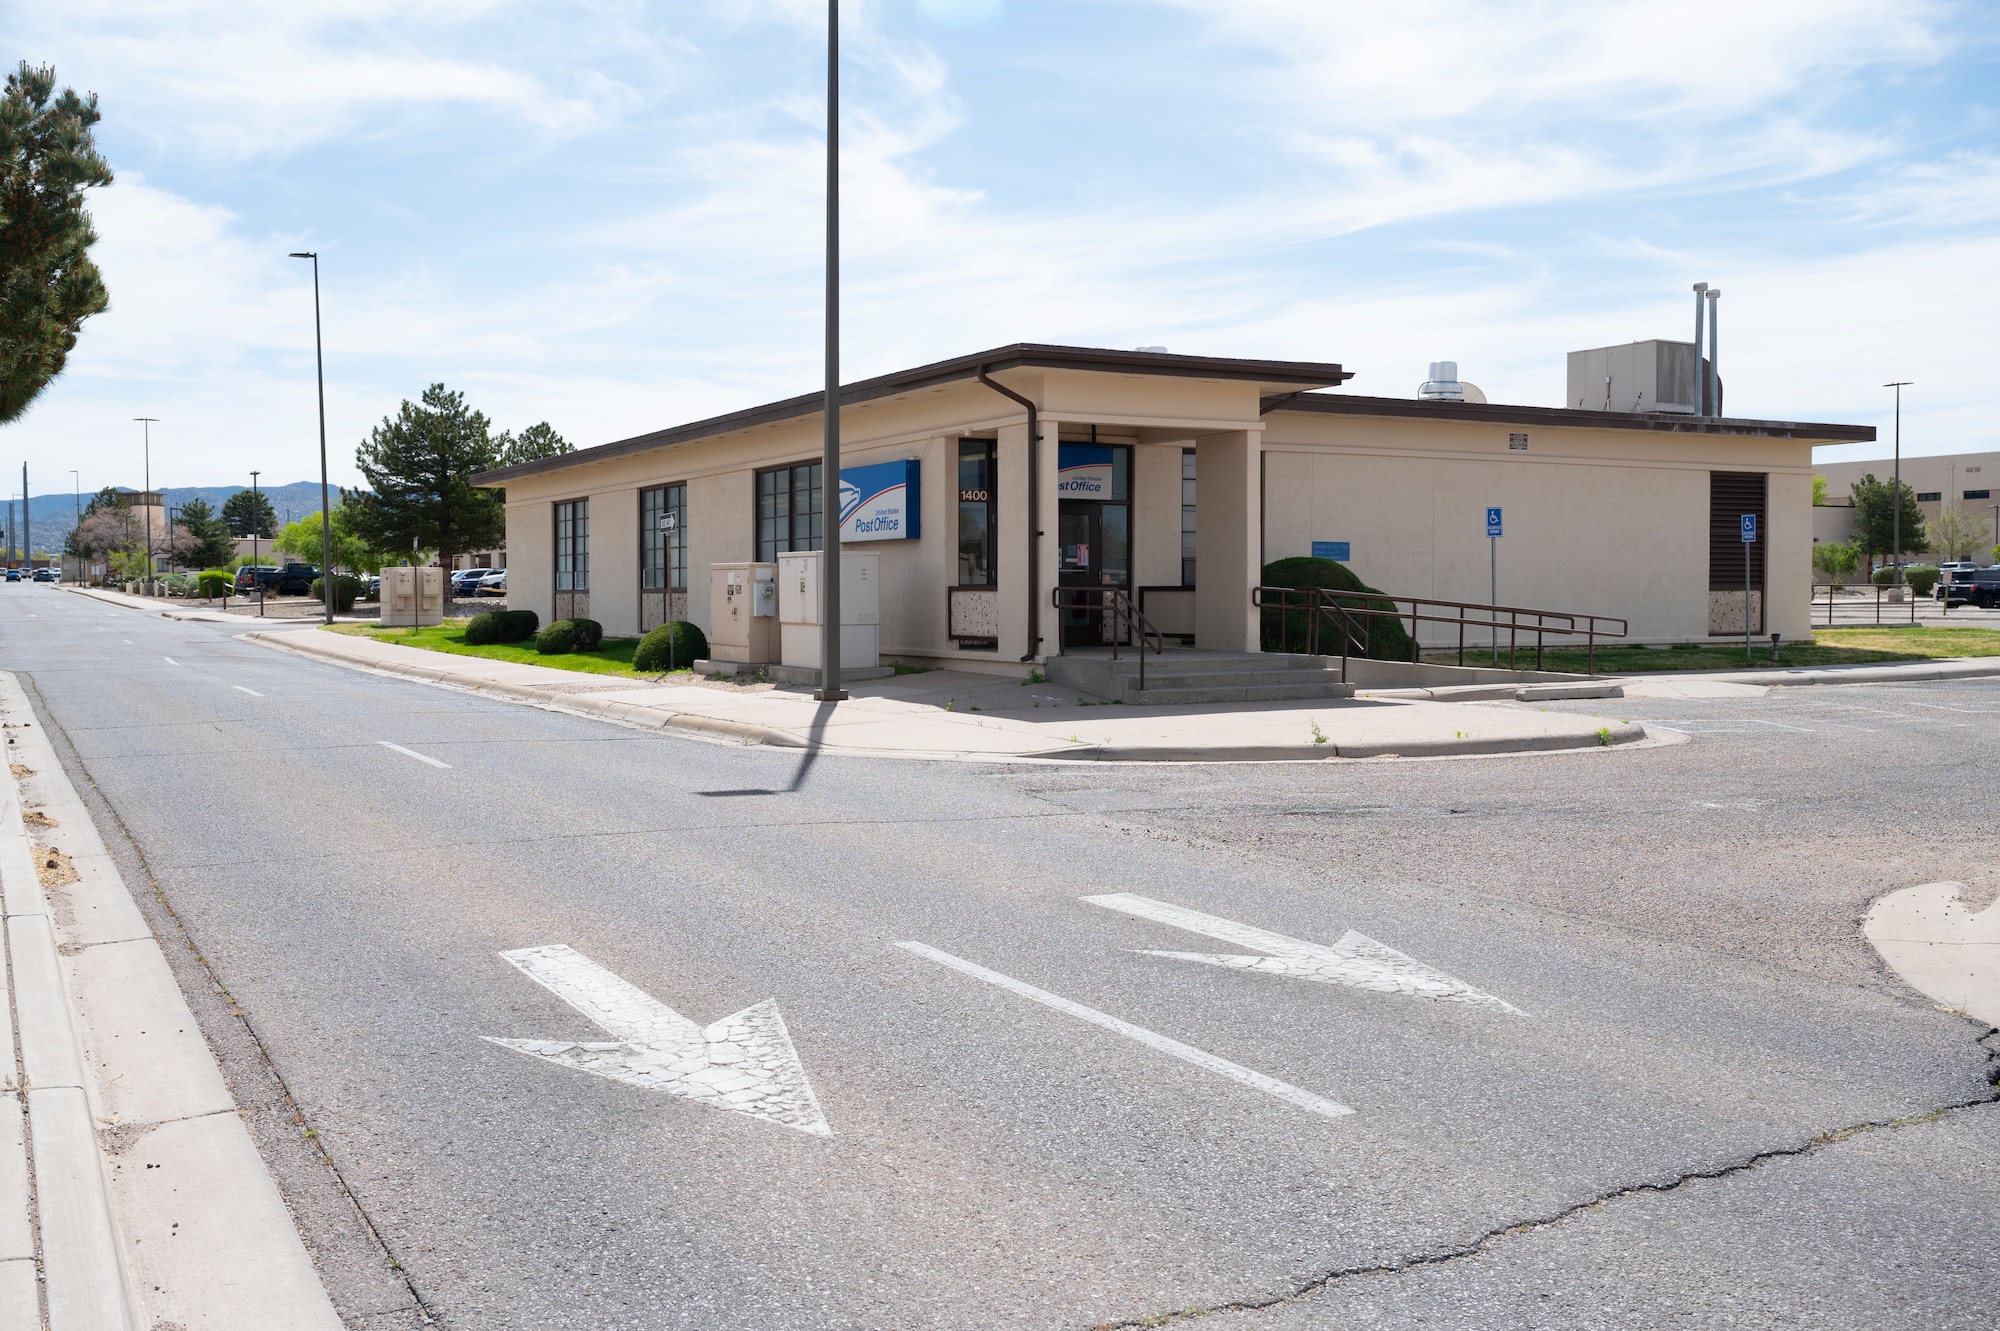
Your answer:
(1939, 566), (2000, 608)
(450, 567), (494, 597)
(237, 562), (320, 596)
(476, 569), (507, 596)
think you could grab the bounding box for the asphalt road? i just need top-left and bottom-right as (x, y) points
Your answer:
(6, 585), (1996, 1330)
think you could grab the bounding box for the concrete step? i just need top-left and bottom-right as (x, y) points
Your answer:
(1121, 669), (1349, 691)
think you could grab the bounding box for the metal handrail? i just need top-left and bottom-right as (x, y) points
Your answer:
(1815, 581), (1925, 626)
(1247, 586), (1372, 681)
(1051, 586), (1166, 691)
(1254, 585), (1628, 675)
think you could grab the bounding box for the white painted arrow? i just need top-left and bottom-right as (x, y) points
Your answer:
(485, 944), (831, 1137)
(1083, 893), (1525, 1016)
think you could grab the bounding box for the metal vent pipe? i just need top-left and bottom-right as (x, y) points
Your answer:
(1692, 282), (1708, 415)
(1706, 289), (1721, 417)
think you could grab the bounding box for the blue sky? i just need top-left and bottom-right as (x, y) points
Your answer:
(6, 0), (1998, 492)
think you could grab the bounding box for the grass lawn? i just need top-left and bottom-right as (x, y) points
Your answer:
(327, 622), (696, 679)
(1425, 625), (2000, 674)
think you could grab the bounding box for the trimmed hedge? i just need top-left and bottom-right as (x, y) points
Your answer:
(536, 617), (603, 654)
(310, 575), (364, 614)
(635, 621), (707, 673)
(1259, 556), (1416, 661)
(197, 569), (233, 598)
(464, 609), (540, 645)
(1903, 566), (1940, 596)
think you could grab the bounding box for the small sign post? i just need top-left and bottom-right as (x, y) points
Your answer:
(1741, 513), (1757, 663)
(1486, 507), (1503, 664)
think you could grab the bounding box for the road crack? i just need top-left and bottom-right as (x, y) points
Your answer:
(1102, 1032), (2000, 1330)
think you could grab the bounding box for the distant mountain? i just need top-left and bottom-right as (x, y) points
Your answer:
(3, 483), (333, 556)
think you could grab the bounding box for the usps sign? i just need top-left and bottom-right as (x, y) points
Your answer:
(1056, 444), (1115, 496)
(839, 458), (921, 542)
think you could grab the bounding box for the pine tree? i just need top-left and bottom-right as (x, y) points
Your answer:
(1850, 473), (1929, 564)
(173, 496), (234, 568)
(0, 63), (114, 423)
(221, 488), (277, 538)
(344, 383), (504, 573)
(496, 421), (573, 467)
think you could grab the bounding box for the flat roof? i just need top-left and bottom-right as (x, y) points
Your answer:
(475, 343), (1354, 485)
(1267, 391), (1876, 442)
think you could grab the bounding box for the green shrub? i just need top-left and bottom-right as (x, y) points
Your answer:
(1258, 557), (1416, 661)
(309, 575), (363, 614)
(635, 621), (707, 672)
(468, 609), (541, 645)
(1871, 565), (1893, 585)
(1904, 566), (1940, 596)
(536, 617), (601, 654)
(197, 570), (233, 598)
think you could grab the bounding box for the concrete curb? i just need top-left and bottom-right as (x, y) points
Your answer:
(1623, 658), (2000, 689)
(248, 629), (1655, 763)
(0, 672), (344, 1330)
(245, 631), (786, 748)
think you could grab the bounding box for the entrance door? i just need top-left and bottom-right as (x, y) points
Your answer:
(1058, 500), (1131, 647)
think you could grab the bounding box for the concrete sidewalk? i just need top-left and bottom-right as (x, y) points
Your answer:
(248, 627), (1653, 763)
(0, 673), (343, 1330)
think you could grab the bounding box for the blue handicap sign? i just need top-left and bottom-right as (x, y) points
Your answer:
(1486, 506), (1503, 538)
(1741, 513), (1757, 543)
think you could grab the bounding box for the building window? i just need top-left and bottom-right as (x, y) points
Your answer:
(1916, 492), (1941, 502)
(640, 483), (686, 590)
(1967, 489), (1991, 500)
(757, 462), (822, 563)
(1181, 449), (1197, 587)
(555, 498), (589, 591)
(957, 438), (996, 586)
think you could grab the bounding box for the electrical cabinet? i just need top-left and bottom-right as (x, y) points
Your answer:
(381, 566), (444, 627)
(707, 562), (777, 663)
(776, 550), (879, 670)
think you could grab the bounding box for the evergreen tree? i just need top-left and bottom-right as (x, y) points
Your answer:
(344, 383), (504, 573)
(221, 487), (277, 538)
(496, 421), (574, 467)
(1850, 473), (1929, 564)
(173, 496), (234, 568)
(0, 63), (113, 423)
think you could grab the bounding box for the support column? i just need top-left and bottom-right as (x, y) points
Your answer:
(1193, 429), (1261, 651)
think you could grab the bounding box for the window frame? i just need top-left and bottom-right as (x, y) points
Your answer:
(640, 483), (687, 591)
(956, 437), (997, 587)
(554, 497), (590, 592)
(756, 462), (823, 564)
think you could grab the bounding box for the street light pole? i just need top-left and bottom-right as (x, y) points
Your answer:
(69, 469), (79, 582)
(290, 251), (336, 624)
(1885, 382), (1911, 585)
(816, 0), (846, 701)
(135, 417), (159, 590)
(250, 470), (263, 617)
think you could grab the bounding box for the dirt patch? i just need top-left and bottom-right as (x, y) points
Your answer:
(35, 844), (79, 888)
(21, 808), (58, 829)
(100, 1121), (160, 1155)
(9, 763), (30, 778)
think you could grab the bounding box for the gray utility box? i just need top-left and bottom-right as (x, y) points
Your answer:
(708, 562), (778, 663)
(776, 550), (880, 671)
(1566, 340), (1704, 414)
(380, 566), (444, 626)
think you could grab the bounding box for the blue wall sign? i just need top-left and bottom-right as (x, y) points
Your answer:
(838, 459), (921, 542)
(1056, 444), (1115, 496)
(1486, 506), (1503, 538)
(1311, 541), (1351, 561)
(1740, 513), (1757, 543)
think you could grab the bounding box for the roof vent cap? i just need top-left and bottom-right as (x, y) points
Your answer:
(1419, 360), (1465, 401)
(1133, 345), (1168, 353)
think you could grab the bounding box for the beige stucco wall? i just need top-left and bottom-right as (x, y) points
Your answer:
(496, 368), (1844, 662)
(1260, 410), (1820, 643)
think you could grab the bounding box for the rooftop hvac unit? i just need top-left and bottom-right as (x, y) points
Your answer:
(1566, 340), (1706, 415)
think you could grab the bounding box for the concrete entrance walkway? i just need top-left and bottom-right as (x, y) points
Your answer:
(238, 626), (1652, 762)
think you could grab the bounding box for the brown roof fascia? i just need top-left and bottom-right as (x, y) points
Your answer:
(1267, 392), (1876, 442)
(475, 343), (1353, 485)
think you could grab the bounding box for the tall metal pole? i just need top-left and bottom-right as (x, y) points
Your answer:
(250, 470), (263, 616)
(136, 417), (159, 588)
(21, 463), (28, 571)
(1692, 282), (1708, 415)
(816, 0), (846, 701)
(292, 252), (335, 624)
(1704, 290), (1720, 419)
(69, 469), (79, 581)
(1886, 382), (1911, 585)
